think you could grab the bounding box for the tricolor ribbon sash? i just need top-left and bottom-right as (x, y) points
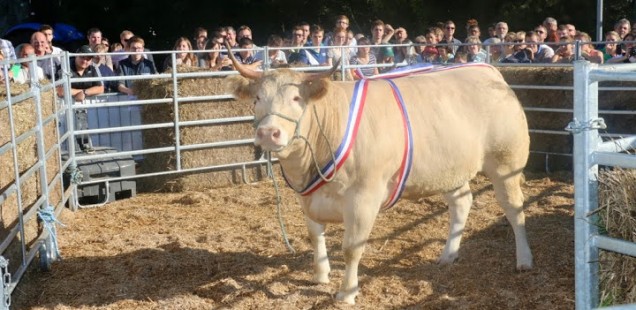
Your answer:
(282, 76), (414, 210)
(282, 79), (370, 195)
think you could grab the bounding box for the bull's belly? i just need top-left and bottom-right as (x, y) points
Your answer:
(399, 167), (480, 199)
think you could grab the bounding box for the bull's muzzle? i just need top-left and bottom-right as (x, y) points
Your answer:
(255, 125), (287, 151)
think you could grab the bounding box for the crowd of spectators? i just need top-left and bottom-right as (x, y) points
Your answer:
(2, 16), (636, 94)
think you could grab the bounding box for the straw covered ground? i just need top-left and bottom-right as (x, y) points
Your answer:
(12, 171), (577, 310)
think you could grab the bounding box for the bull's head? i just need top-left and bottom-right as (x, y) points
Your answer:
(225, 42), (339, 157)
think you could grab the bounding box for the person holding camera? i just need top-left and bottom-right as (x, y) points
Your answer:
(604, 31), (623, 63)
(551, 36), (575, 63)
(607, 33), (636, 63)
(575, 32), (604, 64)
(525, 31), (554, 63)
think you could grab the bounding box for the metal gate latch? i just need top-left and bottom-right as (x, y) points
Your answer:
(565, 118), (607, 134)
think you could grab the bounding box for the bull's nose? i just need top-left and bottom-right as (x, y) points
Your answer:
(256, 127), (282, 145)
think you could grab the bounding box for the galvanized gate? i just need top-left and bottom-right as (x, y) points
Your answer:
(570, 60), (636, 310)
(0, 54), (74, 309)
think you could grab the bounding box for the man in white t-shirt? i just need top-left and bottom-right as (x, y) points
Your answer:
(39, 24), (64, 55)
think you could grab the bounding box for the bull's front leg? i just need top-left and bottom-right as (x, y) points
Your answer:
(336, 194), (381, 305)
(305, 216), (330, 283)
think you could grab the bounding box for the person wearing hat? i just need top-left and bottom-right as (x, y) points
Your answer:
(55, 45), (105, 152)
(56, 45), (104, 101)
(378, 45), (395, 73)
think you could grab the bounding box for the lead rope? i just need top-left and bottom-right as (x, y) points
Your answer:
(265, 104), (340, 254)
(299, 105), (339, 182)
(266, 152), (296, 254)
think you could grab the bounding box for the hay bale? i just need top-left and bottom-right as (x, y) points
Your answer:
(598, 168), (636, 306)
(134, 67), (265, 192)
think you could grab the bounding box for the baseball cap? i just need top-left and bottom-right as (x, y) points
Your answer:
(76, 45), (93, 54)
(382, 46), (394, 57)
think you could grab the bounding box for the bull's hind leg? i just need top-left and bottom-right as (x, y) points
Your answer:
(305, 217), (330, 284)
(439, 182), (473, 265)
(486, 165), (533, 270)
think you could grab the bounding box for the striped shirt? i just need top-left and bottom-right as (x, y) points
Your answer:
(350, 54), (377, 77)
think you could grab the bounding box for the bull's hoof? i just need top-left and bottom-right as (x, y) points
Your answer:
(335, 291), (357, 305)
(437, 254), (458, 265)
(516, 254), (533, 271)
(312, 273), (330, 284)
(516, 263), (533, 271)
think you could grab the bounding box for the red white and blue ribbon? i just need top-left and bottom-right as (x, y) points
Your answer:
(382, 79), (413, 210)
(285, 63), (487, 208)
(354, 62), (434, 80)
(283, 79), (370, 195)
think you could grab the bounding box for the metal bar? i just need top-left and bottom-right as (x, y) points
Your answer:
(594, 303), (636, 310)
(76, 115), (253, 136)
(177, 95), (235, 102)
(597, 136), (636, 153)
(509, 84), (573, 90)
(591, 62), (636, 73)
(590, 70), (636, 82)
(573, 60), (600, 309)
(593, 235), (636, 257)
(525, 106), (636, 115)
(72, 97), (172, 109)
(529, 129), (571, 135)
(179, 139), (255, 150)
(172, 53), (182, 171)
(79, 158), (275, 186)
(73, 138), (256, 162)
(593, 151), (636, 168)
(529, 150), (573, 157)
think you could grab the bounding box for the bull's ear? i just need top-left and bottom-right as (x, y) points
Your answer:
(225, 75), (255, 99)
(301, 78), (330, 101)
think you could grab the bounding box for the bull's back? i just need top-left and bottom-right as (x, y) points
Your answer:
(366, 65), (528, 195)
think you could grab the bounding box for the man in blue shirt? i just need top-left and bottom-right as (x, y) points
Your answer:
(116, 35), (156, 95)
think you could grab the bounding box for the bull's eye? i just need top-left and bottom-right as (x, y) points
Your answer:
(293, 96), (301, 102)
(254, 96), (260, 105)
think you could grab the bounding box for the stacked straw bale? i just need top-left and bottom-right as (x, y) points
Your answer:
(598, 168), (636, 306)
(134, 67), (266, 192)
(0, 82), (62, 274)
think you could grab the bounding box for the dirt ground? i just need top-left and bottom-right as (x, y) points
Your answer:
(12, 172), (575, 310)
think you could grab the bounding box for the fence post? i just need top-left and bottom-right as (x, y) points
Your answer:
(572, 60), (600, 310)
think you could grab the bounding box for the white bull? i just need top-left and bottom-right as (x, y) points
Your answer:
(226, 53), (533, 304)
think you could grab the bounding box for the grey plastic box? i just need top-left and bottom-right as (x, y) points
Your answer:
(63, 147), (137, 204)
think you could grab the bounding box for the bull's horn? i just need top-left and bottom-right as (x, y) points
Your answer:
(303, 59), (340, 82)
(224, 41), (262, 80)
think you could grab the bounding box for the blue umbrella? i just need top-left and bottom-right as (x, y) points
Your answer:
(4, 22), (84, 44)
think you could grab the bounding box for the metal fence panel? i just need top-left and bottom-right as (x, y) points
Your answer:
(571, 60), (636, 310)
